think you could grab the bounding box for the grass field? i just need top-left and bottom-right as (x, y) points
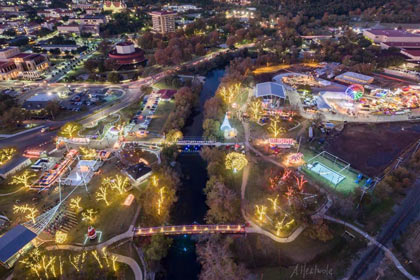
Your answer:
(147, 101), (175, 134)
(301, 149), (364, 195)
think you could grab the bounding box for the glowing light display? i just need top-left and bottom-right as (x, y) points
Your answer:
(283, 153), (305, 167)
(255, 205), (267, 222)
(0, 147), (16, 166)
(10, 170), (36, 188)
(268, 115), (285, 138)
(123, 194), (135, 206)
(249, 99), (262, 120)
(55, 230), (68, 244)
(80, 146), (97, 160)
(69, 196), (82, 212)
(60, 122), (81, 138)
(267, 195), (279, 213)
(13, 204), (38, 223)
(295, 175), (307, 192)
(225, 152), (248, 172)
(345, 84), (364, 101)
(103, 174), (130, 194)
(81, 209), (97, 224)
(96, 185), (110, 206)
(157, 187), (165, 216)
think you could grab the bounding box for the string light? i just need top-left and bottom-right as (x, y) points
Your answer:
(10, 170), (36, 188)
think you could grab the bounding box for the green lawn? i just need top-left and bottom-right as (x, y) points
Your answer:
(148, 101), (175, 134)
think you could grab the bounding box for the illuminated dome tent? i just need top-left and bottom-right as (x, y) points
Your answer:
(220, 114), (237, 139)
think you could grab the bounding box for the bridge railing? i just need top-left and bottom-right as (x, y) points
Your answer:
(133, 224), (245, 236)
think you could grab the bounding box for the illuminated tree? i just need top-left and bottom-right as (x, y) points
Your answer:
(165, 129), (183, 144)
(80, 146), (97, 160)
(81, 209), (97, 224)
(111, 255), (118, 272)
(295, 175), (307, 192)
(13, 204), (38, 223)
(59, 122), (81, 138)
(255, 205), (267, 222)
(151, 175), (159, 187)
(0, 147), (16, 165)
(91, 250), (103, 268)
(96, 186), (110, 206)
(267, 195), (279, 213)
(220, 83), (241, 105)
(69, 254), (81, 272)
(268, 115), (285, 138)
(69, 196), (82, 212)
(275, 221), (283, 236)
(103, 174), (130, 195)
(20, 249), (57, 279)
(55, 231), (67, 244)
(157, 187), (165, 216)
(249, 99), (262, 120)
(225, 152), (248, 172)
(10, 170), (36, 188)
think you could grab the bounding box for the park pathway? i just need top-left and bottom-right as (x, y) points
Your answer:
(323, 215), (419, 280)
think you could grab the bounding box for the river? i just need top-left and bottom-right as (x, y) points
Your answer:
(160, 68), (225, 279)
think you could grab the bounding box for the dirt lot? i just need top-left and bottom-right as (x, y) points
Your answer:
(325, 122), (420, 177)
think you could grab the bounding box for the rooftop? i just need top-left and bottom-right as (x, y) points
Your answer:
(366, 29), (420, 38)
(149, 10), (177, 16)
(335, 72), (373, 82)
(26, 93), (58, 102)
(255, 82), (286, 98)
(0, 225), (36, 264)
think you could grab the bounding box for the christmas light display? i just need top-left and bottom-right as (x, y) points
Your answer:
(96, 185), (110, 206)
(225, 152), (248, 172)
(10, 170), (36, 188)
(268, 115), (286, 138)
(103, 174), (130, 194)
(81, 209), (97, 224)
(267, 195), (279, 213)
(0, 147), (16, 166)
(80, 146), (97, 160)
(55, 230), (68, 244)
(249, 99), (262, 120)
(69, 196), (82, 212)
(255, 205), (267, 222)
(13, 204), (38, 223)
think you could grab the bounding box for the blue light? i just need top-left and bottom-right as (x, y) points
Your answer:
(183, 247), (187, 252)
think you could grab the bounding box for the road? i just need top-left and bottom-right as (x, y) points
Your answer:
(348, 178), (420, 280)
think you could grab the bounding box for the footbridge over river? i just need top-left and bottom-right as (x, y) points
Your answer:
(133, 224), (247, 236)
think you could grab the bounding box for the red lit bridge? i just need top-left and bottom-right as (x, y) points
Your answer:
(133, 224), (246, 236)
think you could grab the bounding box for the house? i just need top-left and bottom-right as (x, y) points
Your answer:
(125, 163), (152, 185)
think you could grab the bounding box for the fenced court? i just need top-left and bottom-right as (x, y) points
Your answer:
(302, 150), (365, 195)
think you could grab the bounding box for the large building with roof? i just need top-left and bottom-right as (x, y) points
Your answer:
(334, 72), (374, 85)
(0, 47), (49, 80)
(254, 82), (287, 108)
(0, 225), (37, 268)
(363, 29), (420, 44)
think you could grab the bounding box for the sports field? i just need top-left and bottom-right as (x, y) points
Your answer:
(301, 149), (366, 195)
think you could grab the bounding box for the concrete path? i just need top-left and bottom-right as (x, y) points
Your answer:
(323, 215), (419, 280)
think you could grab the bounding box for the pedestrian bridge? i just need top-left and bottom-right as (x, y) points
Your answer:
(133, 224), (246, 236)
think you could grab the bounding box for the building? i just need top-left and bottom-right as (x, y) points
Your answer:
(22, 93), (59, 110)
(0, 47), (49, 81)
(254, 82), (287, 108)
(37, 9), (75, 19)
(363, 29), (420, 44)
(57, 23), (100, 35)
(0, 225), (37, 269)
(125, 163), (152, 185)
(380, 41), (420, 50)
(68, 15), (107, 25)
(335, 72), (374, 85)
(38, 45), (79, 52)
(103, 0), (127, 13)
(401, 49), (420, 61)
(108, 41), (146, 65)
(163, 4), (200, 13)
(149, 11), (176, 34)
